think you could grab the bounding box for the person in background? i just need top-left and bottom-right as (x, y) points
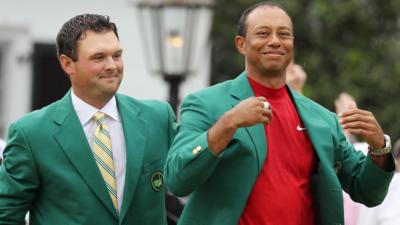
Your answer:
(165, 2), (395, 225)
(335, 92), (368, 149)
(286, 61), (307, 94)
(0, 138), (5, 164)
(356, 139), (400, 225)
(335, 92), (368, 225)
(0, 14), (176, 225)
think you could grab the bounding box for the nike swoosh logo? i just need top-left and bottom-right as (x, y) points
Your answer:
(297, 125), (306, 131)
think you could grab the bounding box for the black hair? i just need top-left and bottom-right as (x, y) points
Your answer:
(237, 2), (292, 37)
(56, 14), (119, 61)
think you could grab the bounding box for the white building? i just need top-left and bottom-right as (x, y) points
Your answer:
(0, 0), (212, 138)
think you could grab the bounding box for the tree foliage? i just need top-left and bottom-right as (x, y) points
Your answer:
(210, 0), (400, 140)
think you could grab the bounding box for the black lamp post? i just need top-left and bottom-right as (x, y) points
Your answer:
(135, 0), (214, 114)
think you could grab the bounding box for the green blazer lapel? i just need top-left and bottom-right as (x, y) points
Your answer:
(290, 89), (333, 166)
(230, 72), (267, 173)
(116, 95), (148, 221)
(53, 92), (118, 219)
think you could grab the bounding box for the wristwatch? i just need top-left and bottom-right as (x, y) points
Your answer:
(369, 134), (392, 156)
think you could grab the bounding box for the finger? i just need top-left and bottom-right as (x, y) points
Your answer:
(260, 115), (271, 124)
(340, 114), (376, 126)
(254, 96), (267, 102)
(340, 108), (372, 118)
(345, 128), (371, 137)
(341, 120), (376, 131)
(345, 127), (381, 140)
(340, 110), (374, 122)
(246, 97), (266, 109)
(261, 109), (273, 121)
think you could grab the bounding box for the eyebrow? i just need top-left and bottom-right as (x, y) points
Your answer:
(254, 25), (292, 30)
(114, 49), (123, 54)
(90, 48), (123, 57)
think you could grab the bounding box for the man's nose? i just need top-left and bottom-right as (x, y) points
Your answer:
(104, 56), (117, 70)
(267, 32), (281, 48)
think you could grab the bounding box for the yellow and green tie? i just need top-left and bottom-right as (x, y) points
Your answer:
(92, 112), (118, 213)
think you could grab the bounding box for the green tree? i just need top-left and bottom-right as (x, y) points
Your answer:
(210, 0), (400, 140)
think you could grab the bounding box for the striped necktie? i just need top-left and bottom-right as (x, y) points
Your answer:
(92, 112), (118, 213)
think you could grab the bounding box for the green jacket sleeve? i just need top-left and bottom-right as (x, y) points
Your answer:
(165, 94), (221, 197)
(334, 114), (395, 207)
(0, 122), (39, 224)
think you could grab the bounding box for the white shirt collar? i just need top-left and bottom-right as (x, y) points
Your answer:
(71, 89), (120, 126)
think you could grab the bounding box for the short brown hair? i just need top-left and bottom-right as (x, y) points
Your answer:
(56, 14), (119, 61)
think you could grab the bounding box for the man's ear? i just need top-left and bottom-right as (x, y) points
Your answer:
(59, 54), (75, 76)
(235, 35), (246, 55)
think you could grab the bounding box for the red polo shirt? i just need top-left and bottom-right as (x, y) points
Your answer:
(239, 77), (316, 225)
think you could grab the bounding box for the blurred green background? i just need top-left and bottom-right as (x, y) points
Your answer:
(210, 0), (400, 141)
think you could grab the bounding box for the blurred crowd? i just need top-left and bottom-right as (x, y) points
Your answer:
(287, 62), (400, 225)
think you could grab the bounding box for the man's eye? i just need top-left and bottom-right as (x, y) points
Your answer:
(257, 31), (269, 36)
(279, 32), (292, 39)
(93, 56), (104, 60)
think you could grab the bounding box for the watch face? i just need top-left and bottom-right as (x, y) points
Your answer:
(369, 135), (392, 156)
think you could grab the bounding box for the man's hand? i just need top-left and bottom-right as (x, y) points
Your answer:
(208, 97), (272, 155)
(225, 96), (272, 129)
(339, 101), (385, 149)
(340, 101), (394, 171)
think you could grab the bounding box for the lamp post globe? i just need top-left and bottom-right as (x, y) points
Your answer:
(135, 0), (214, 114)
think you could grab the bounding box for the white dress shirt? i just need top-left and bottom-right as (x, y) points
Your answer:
(0, 139), (6, 157)
(356, 173), (400, 225)
(71, 90), (126, 211)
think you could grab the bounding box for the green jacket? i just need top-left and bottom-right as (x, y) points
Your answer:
(165, 72), (394, 225)
(0, 91), (176, 225)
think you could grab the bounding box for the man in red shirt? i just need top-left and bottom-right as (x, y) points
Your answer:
(165, 2), (395, 225)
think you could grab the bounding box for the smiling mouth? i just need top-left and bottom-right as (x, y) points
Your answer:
(262, 51), (284, 56)
(99, 74), (118, 79)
